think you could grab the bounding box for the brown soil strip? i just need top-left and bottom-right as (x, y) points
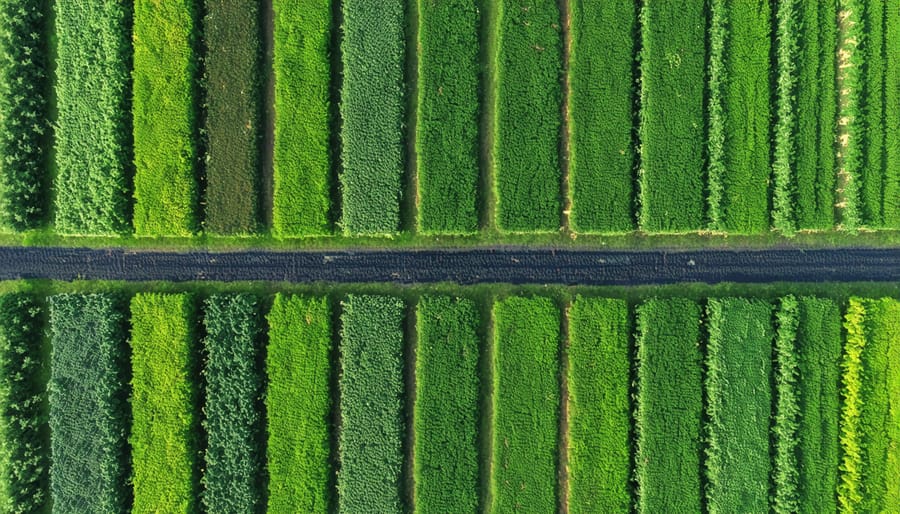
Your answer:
(558, 302), (571, 513)
(477, 298), (497, 512)
(834, 7), (855, 224)
(478, 0), (501, 233)
(559, 0), (573, 235)
(402, 0), (420, 233)
(402, 302), (418, 512)
(261, 0), (276, 227)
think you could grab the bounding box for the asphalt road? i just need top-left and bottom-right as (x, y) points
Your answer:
(2, 246), (900, 285)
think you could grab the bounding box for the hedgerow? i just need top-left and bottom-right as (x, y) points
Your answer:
(130, 293), (197, 512)
(0, 294), (47, 512)
(567, 297), (630, 512)
(203, 0), (262, 234)
(569, 0), (636, 233)
(838, 298), (865, 510)
(414, 296), (479, 512)
(132, 0), (198, 236)
(861, 1), (886, 226)
(340, 0), (404, 236)
(202, 294), (263, 512)
(54, 0), (130, 235)
(637, 0), (706, 232)
(773, 295), (800, 513)
(266, 294), (332, 512)
(272, 0), (332, 237)
(338, 295), (405, 512)
(884, 5), (900, 226)
(494, 0), (562, 232)
(705, 0), (725, 230)
(837, 0), (863, 229)
(48, 294), (128, 513)
(491, 296), (559, 511)
(635, 298), (702, 512)
(416, 0), (479, 235)
(705, 298), (773, 512)
(771, 0), (796, 233)
(0, 0), (47, 230)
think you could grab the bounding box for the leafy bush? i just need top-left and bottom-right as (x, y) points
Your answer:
(132, 0), (198, 236)
(569, 0), (636, 233)
(495, 0), (562, 232)
(884, 5), (900, 226)
(339, 0), (404, 236)
(861, 1), (886, 227)
(416, 0), (479, 235)
(414, 296), (479, 512)
(0, 294), (47, 513)
(567, 297), (630, 512)
(203, 0), (261, 235)
(338, 294), (405, 512)
(635, 298), (702, 512)
(266, 294), (332, 512)
(272, 0), (332, 237)
(130, 293), (197, 512)
(772, 296), (800, 513)
(491, 296), (559, 511)
(48, 294), (128, 513)
(637, 0), (706, 232)
(771, 0), (796, 233)
(838, 297), (866, 510)
(202, 294), (263, 512)
(0, 0), (48, 230)
(705, 298), (773, 512)
(54, 0), (130, 235)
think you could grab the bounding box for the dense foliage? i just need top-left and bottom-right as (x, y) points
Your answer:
(772, 296), (800, 513)
(861, 0), (887, 226)
(338, 295), (405, 512)
(266, 294), (332, 512)
(491, 296), (559, 511)
(132, 0), (198, 236)
(0, 0), (47, 230)
(705, 298), (773, 512)
(130, 293), (197, 512)
(839, 298), (865, 510)
(567, 297), (630, 512)
(771, 0), (796, 233)
(885, 5), (900, 227)
(202, 294), (263, 512)
(635, 298), (702, 512)
(203, 0), (261, 234)
(272, 0), (332, 237)
(48, 294), (128, 513)
(495, 0), (562, 232)
(54, 0), (130, 235)
(0, 294), (46, 513)
(837, 0), (863, 228)
(340, 0), (404, 235)
(414, 296), (479, 512)
(416, 0), (480, 234)
(569, 0), (636, 233)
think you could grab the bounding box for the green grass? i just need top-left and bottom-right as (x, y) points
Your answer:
(705, 298), (773, 512)
(338, 294), (405, 513)
(569, 0), (636, 233)
(494, 0), (562, 232)
(203, 0), (261, 235)
(491, 296), (559, 511)
(54, 0), (130, 235)
(132, 0), (198, 236)
(567, 296), (631, 512)
(130, 293), (197, 512)
(635, 298), (702, 512)
(416, 0), (480, 235)
(272, 0), (332, 237)
(638, 0), (706, 232)
(414, 296), (479, 512)
(340, 0), (404, 236)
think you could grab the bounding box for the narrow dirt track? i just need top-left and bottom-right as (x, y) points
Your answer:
(4, 247), (900, 284)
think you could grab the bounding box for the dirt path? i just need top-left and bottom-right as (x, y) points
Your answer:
(478, 0), (501, 233)
(559, 0), (573, 235)
(557, 303), (571, 514)
(835, 6), (857, 226)
(261, 0), (276, 226)
(402, 0), (420, 233)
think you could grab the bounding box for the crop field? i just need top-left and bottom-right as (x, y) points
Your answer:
(0, 282), (898, 510)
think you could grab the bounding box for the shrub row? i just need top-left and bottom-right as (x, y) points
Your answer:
(203, 0), (262, 234)
(773, 296), (800, 513)
(771, 0), (796, 233)
(838, 298), (866, 510)
(202, 294), (263, 512)
(132, 0), (199, 236)
(635, 298), (702, 512)
(569, 0), (636, 233)
(340, 0), (404, 236)
(491, 296), (559, 511)
(0, 0), (47, 230)
(271, 0), (332, 237)
(130, 293), (197, 513)
(414, 296), (479, 512)
(48, 294), (128, 513)
(885, 5), (900, 227)
(54, 0), (130, 235)
(338, 295), (405, 512)
(416, 0), (480, 235)
(494, 0), (562, 232)
(265, 294), (332, 512)
(567, 297), (630, 512)
(861, 0), (886, 226)
(638, 0), (706, 232)
(837, 0), (863, 228)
